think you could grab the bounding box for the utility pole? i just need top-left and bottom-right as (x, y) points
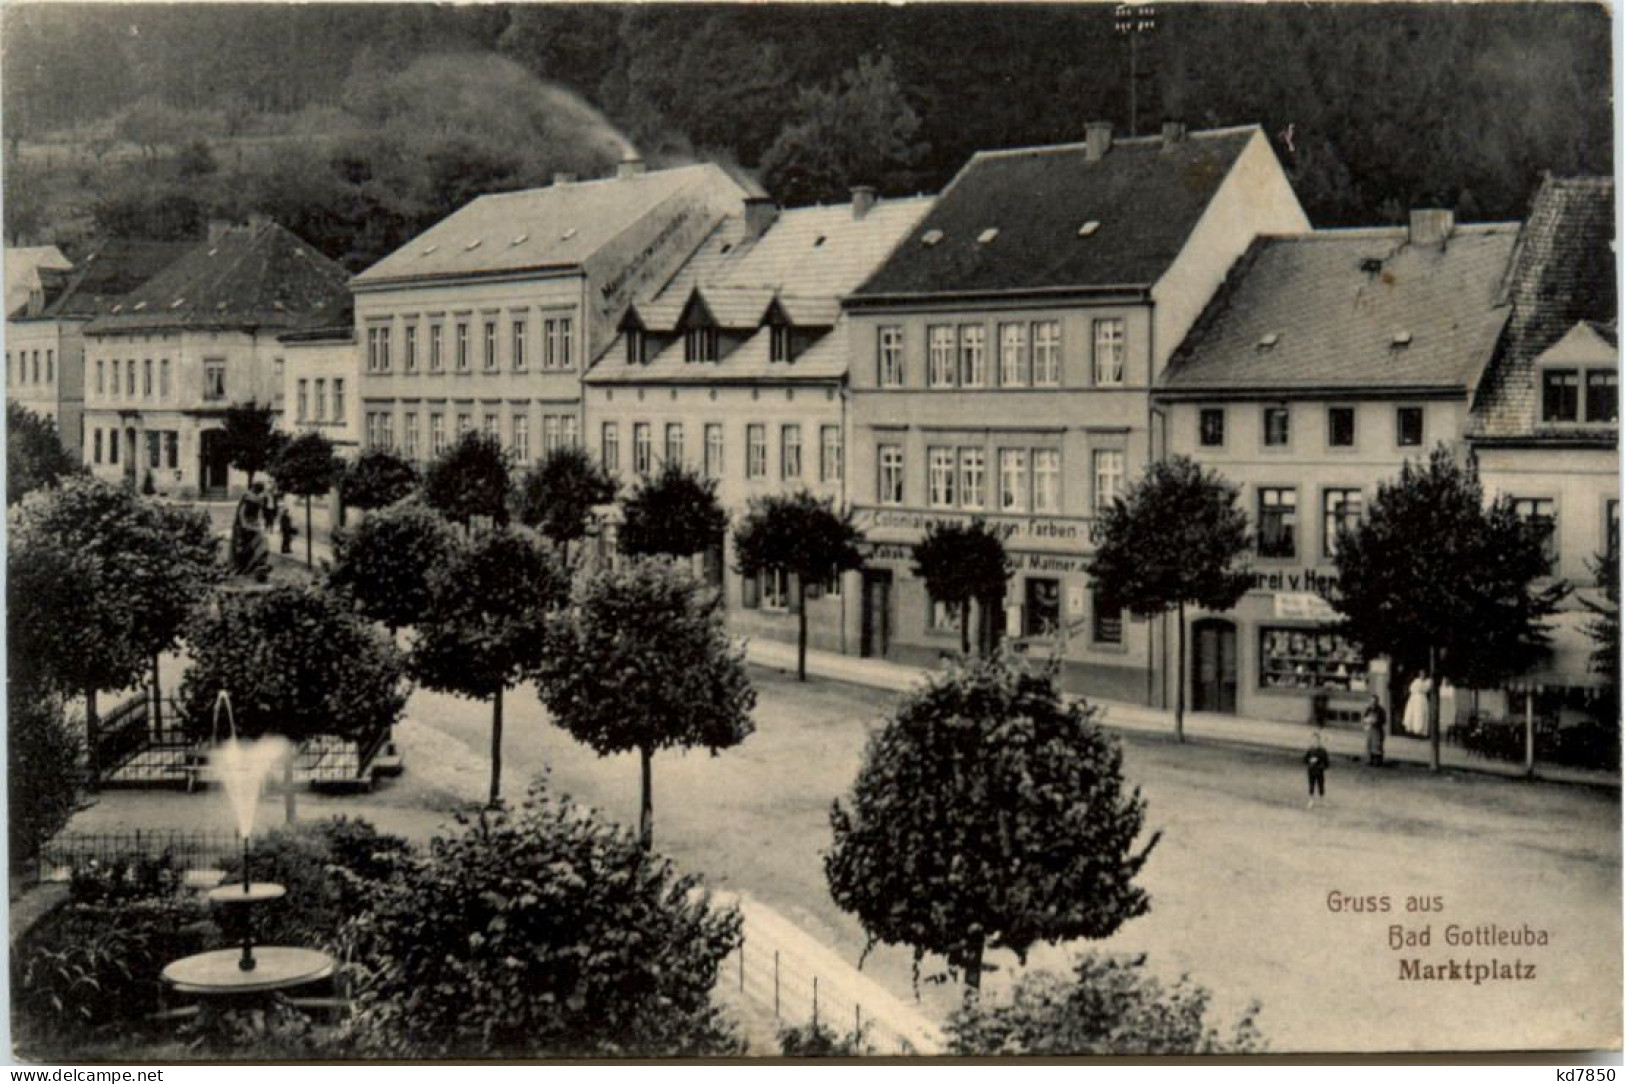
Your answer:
(1114, 3), (1159, 138)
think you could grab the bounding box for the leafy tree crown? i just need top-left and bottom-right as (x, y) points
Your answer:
(270, 430), (343, 498)
(911, 518), (1014, 609)
(422, 431), (512, 526)
(618, 462), (727, 559)
(328, 498), (459, 631)
(515, 444), (617, 545)
(733, 490), (863, 584)
(220, 400), (285, 479)
(340, 448), (421, 511)
(7, 402), (81, 505)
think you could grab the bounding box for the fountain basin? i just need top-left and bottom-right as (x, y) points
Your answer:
(205, 882), (286, 906)
(161, 947), (335, 996)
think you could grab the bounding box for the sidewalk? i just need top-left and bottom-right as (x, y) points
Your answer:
(745, 639), (1621, 790)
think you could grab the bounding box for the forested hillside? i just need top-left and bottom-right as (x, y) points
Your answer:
(2, 3), (1611, 271)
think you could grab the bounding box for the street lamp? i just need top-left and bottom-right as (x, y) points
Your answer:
(1114, 3), (1158, 139)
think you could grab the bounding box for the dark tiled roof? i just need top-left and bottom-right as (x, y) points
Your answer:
(851, 127), (1256, 299)
(1470, 176), (1617, 440)
(1160, 224), (1519, 395)
(25, 240), (193, 320)
(84, 223), (351, 335)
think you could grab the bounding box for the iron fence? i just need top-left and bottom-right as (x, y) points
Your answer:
(34, 828), (241, 884)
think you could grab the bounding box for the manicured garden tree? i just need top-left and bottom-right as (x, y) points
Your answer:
(8, 688), (81, 874)
(127, 497), (222, 732)
(269, 430), (342, 568)
(6, 401), (80, 505)
(339, 447), (420, 514)
(534, 557), (756, 849)
(946, 953), (1262, 1054)
(1326, 446), (1567, 771)
(1086, 456), (1253, 743)
(179, 583), (409, 823)
(411, 526), (566, 807)
(343, 779), (742, 1058)
(514, 444), (617, 557)
(618, 461), (727, 560)
(220, 400), (284, 486)
(422, 430), (511, 529)
(328, 498), (459, 635)
(826, 650), (1158, 997)
(732, 490), (864, 681)
(911, 518), (1014, 656)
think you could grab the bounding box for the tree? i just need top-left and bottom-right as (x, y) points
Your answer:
(534, 558), (756, 849)
(8, 688), (82, 872)
(1086, 456), (1253, 743)
(911, 519), (1013, 656)
(179, 583), (408, 822)
(514, 444), (616, 555)
(422, 431), (511, 529)
(339, 447), (420, 513)
(125, 498), (222, 733)
(6, 402), (80, 505)
(1583, 550), (1619, 704)
(732, 490), (864, 681)
(946, 952), (1262, 1055)
(618, 461), (727, 560)
(219, 401), (284, 486)
(269, 431), (342, 568)
(1325, 446), (1567, 771)
(411, 527), (566, 807)
(343, 780), (742, 1058)
(328, 499), (458, 634)
(826, 651), (1157, 996)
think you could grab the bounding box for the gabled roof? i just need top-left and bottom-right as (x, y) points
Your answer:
(852, 127), (1258, 300)
(24, 239), (194, 321)
(771, 294), (841, 328)
(585, 320), (851, 386)
(83, 223), (351, 336)
(5, 246), (72, 317)
(352, 164), (740, 286)
(1160, 224), (1519, 396)
(1470, 175), (1617, 441)
(687, 286), (775, 329)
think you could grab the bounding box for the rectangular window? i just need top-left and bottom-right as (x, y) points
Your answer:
(562, 415), (578, 448)
(999, 449), (1028, 512)
(601, 423), (619, 472)
(31, 350), (39, 384)
(314, 379), (327, 422)
(626, 330), (645, 366)
(404, 325), (418, 372)
(960, 447), (986, 510)
(1328, 406), (1355, 448)
(1263, 406), (1290, 447)
(928, 598), (960, 634)
(1397, 406), (1424, 447)
(1034, 449), (1061, 514)
(456, 322), (470, 370)
(429, 324), (443, 371)
(380, 413), (395, 450)
(45, 349), (53, 383)
(379, 326), (392, 371)
(296, 379), (308, 422)
(483, 320), (498, 371)
(543, 415), (561, 455)
(483, 414), (499, 440)
(109, 359), (118, 397)
(511, 319), (526, 371)
(457, 413), (472, 438)
(1257, 487), (1298, 558)
(94, 429), (102, 464)
(999, 323), (1029, 387)
(770, 324), (792, 363)
(747, 424), (768, 480)
(332, 379), (345, 422)
(667, 422), (686, 467)
(821, 425), (841, 483)
(760, 568), (791, 612)
(165, 432), (178, 469)
(1512, 497), (1558, 567)
(546, 317), (573, 369)
(1323, 488), (1363, 558)
(928, 447), (956, 508)
(431, 414), (446, 456)
(1259, 627), (1367, 692)
(1093, 318), (1125, 385)
(96, 359), (105, 396)
(142, 359), (152, 398)
(958, 325), (987, 387)
(878, 444), (904, 505)
(705, 424), (724, 479)
(781, 425), (801, 480)
(159, 359), (170, 400)
(634, 422), (653, 476)
(685, 326), (718, 363)
(878, 326), (904, 386)
(1092, 449), (1123, 515)
(109, 428), (118, 464)
(1586, 369), (1617, 423)
(204, 361), (226, 401)
(1033, 321), (1061, 386)
(1542, 369), (1580, 422)
(126, 360), (135, 397)
(404, 413), (420, 460)
(928, 325), (956, 387)
(1199, 408), (1225, 447)
(1092, 590), (1123, 645)
(509, 414), (526, 461)
(365, 413), (378, 450)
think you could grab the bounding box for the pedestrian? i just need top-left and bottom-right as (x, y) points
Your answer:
(1402, 671), (1432, 737)
(1304, 730), (1330, 808)
(278, 504), (297, 555)
(1362, 695), (1387, 766)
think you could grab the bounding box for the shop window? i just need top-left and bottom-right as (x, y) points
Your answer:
(929, 597), (960, 634)
(1259, 627), (1367, 692)
(1092, 591), (1123, 645)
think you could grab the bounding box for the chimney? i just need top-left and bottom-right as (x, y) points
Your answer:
(1161, 120), (1187, 148)
(850, 185), (877, 221)
(553, 171), (578, 186)
(616, 154), (646, 180)
(1084, 121), (1114, 162)
(744, 197), (779, 240)
(207, 218), (234, 243)
(1408, 207), (1455, 247)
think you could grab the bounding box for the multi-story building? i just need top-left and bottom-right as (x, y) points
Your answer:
(584, 189), (933, 652)
(5, 245), (71, 317)
(1468, 175), (1617, 726)
(843, 122), (1308, 700)
(347, 160), (750, 470)
(6, 240), (190, 461)
(279, 321), (360, 457)
(81, 219), (350, 498)
(1158, 211), (1521, 723)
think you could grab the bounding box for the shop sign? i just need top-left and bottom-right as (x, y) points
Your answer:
(858, 508), (1099, 552)
(1251, 566), (1340, 595)
(1273, 591), (1339, 621)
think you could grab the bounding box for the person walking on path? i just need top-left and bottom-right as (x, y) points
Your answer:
(1402, 672), (1432, 737)
(1363, 695), (1387, 766)
(1305, 731), (1330, 808)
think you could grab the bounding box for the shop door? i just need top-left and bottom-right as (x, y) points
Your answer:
(860, 570), (892, 658)
(198, 429), (230, 498)
(1193, 619), (1238, 713)
(1024, 578), (1061, 637)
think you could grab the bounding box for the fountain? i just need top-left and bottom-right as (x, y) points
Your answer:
(160, 693), (334, 999)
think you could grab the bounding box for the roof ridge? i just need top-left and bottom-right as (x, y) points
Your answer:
(969, 122), (1260, 162)
(474, 162), (713, 202)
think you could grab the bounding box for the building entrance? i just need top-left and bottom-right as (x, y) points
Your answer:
(1193, 618), (1239, 713)
(860, 570), (893, 658)
(198, 429), (230, 498)
(1023, 577), (1061, 637)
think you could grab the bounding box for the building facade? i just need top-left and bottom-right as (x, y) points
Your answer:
(280, 326), (361, 457)
(843, 123), (1309, 701)
(347, 161), (750, 471)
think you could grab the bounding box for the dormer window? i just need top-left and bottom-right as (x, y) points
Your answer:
(626, 330), (645, 366)
(1588, 369), (1618, 423)
(770, 324), (792, 363)
(685, 325), (718, 363)
(1542, 369), (1580, 422)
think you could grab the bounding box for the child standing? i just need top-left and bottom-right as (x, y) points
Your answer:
(1304, 731), (1330, 808)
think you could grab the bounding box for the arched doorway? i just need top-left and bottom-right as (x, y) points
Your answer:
(198, 429), (229, 499)
(1192, 618), (1238, 714)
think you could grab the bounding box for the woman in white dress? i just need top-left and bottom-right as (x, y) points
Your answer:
(1402, 672), (1433, 737)
(1438, 678), (1458, 738)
